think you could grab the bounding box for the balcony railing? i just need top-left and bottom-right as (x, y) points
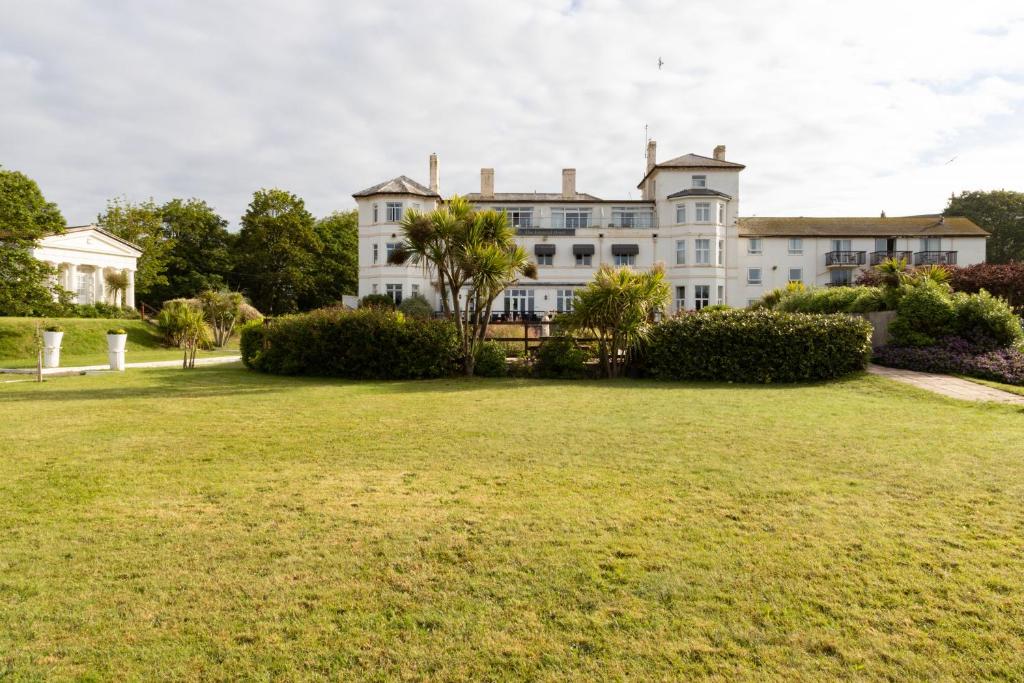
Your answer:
(870, 250), (913, 265)
(914, 251), (957, 266)
(825, 251), (867, 267)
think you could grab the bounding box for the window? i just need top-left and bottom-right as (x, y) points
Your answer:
(717, 285), (724, 305)
(385, 283), (403, 304)
(503, 288), (535, 315)
(611, 207), (654, 228)
(675, 286), (686, 312)
(830, 269), (852, 286)
(385, 242), (399, 262)
(692, 175), (707, 188)
(556, 289), (576, 313)
(747, 299), (760, 308)
(717, 203), (725, 224)
(496, 207), (534, 228)
(536, 253), (553, 266)
(748, 238), (762, 254)
(920, 237), (941, 252)
(411, 284), (419, 297)
(695, 202), (711, 222)
(551, 208), (591, 229)
(788, 268), (803, 283)
(788, 238), (803, 255)
(372, 243), (379, 264)
(675, 204), (686, 224)
(575, 253), (592, 266)
(694, 285), (710, 310)
(372, 204), (379, 223)
(386, 202), (403, 222)
(613, 253), (636, 267)
(695, 238), (711, 265)
(675, 240), (686, 265)
(76, 273), (94, 304)
(717, 239), (724, 266)
(371, 284), (378, 294)
(747, 267), (762, 285)
(831, 239), (852, 252)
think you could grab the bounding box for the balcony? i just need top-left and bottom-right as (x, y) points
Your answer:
(914, 251), (957, 266)
(825, 251), (866, 267)
(870, 250), (913, 265)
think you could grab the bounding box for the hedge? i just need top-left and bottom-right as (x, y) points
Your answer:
(646, 309), (872, 383)
(774, 286), (887, 314)
(240, 308), (460, 379)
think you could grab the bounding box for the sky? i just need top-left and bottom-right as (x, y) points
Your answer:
(3, 0), (1024, 227)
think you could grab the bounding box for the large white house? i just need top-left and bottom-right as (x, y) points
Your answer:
(32, 225), (141, 308)
(354, 145), (988, 315)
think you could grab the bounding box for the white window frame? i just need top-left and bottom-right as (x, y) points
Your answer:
(385, 283), (403, 304)
(386, 202), (403, 222)
(717, 285), (724, 305)
(385, 242), (399, 262)
(675, 240), (686, 265)
(551, 208), (591, 229)
(372, 243), (379, 264)
(788, 268), (803, 283)
(675, 286), (686, 312)
(556, 288), (576, 313)
(695, 202), (711, 223)
(692, 175), (707, 188)
(788, 238), (803, 255)
(613, 253), (637, 267)
(717, 239), (724, 266)
(675, 204), (686, 224)
(694, 284), (710, 310)
(748, 238), (762, 254)
(695, 238), (711, 265)
(575, 253), (592, 267)
(536, 253), (553, 266)
(747, 267), (762, 285)
(371, 283), (378, 294)
(372, 204), (379, 223)
(612, 207), (654, 228)
(411, 284), (420, 297)
(830, 269), (853, 286)
(717, 203), (725, 224)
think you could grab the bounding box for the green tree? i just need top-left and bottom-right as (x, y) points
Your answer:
(151, 198), (235, 303)
(97, 197), (172, 303)
(945, 190), (1024, 263)
(234, 189), (321, 315)
(0, 167), (70, 316)
(298, 209), (358, 310)
(389, 196), (535, 375)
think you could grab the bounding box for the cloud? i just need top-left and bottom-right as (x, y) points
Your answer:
(2, 0), (1023, 226)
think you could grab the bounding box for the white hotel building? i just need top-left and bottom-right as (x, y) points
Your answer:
(354, 144), (988, 315)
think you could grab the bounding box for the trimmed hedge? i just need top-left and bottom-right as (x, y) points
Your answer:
(646, 309), (872, 383)
(241, 308), (460, 379)
(774, 286), (887, 314)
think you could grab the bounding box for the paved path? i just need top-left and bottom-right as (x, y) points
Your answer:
(0, 355), (241, 377)
(868, 364), (1024, 405)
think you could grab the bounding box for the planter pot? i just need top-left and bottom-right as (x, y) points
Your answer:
(42, 330), (64, 368)
(107, 333), (127, 371)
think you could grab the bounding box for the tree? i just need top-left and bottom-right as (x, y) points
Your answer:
(0, 167), (70, 316)
(151, 198), (235, 303)
(564, 264), (670, 378)
(389, 196), (536, 375)
(104, 269), (130, 308)
(298, 209), (358, 310)
(198, 289), (244, 348)
(234, 189), (321, 315)
(98, 197), (172, 304)
(945, 190), (1024, 263)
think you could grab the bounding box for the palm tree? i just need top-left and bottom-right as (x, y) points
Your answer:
(566, 264), (669, 378)
(389, 196), (536, 375)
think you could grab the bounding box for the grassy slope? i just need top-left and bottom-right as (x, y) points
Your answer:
(958, 375), (1024, 397)
(0, 317), (236, 368)
(1, 369), (1023, 680)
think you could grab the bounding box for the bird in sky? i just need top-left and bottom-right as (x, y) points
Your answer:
(944, 155), (958, 165)
(657, 57), (664, 70)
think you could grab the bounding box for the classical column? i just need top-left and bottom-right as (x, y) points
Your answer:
(126, 270), (136, 309)
(68, 264), (79, 302)
(94, 267), (105, 306)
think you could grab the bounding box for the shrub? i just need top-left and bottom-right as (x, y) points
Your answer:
(360, 294), (395, 310)
(646, 309), (872, 383)
(773, 286), (887, 314)
(238, 302), (264, 323)
(699, 304), (732, 313)
(952, 289), (1023, 348)
(240, 307), (460, 379)
(157, 299), (199, 347)
(473, 341), (508, 377)
(70, 302), (140, 319)
(876, 337), (1024, 386)
(44, 325), (63, 332)
(949, 262), (1024, 312)
(107, 328), (126, 335)
(889, 280), (956, 347)
(198, 290), (244, 348)
(535, 335), (591, 379)
(397, 293), (433, 319)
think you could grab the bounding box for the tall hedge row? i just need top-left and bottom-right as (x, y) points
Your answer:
(240, 308), (460, 379)
(646, 310), (872, 383)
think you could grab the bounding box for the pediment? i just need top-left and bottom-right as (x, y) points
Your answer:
(38, 226), (143, 257)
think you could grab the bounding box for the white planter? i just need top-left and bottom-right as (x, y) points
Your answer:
(107, 333), (127, 371)
(42, 330), (64, 368)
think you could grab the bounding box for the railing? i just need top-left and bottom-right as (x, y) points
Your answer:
(825, 251), (867, 267)
(869, 250), (913, 265)
(914, 251), (957, 266)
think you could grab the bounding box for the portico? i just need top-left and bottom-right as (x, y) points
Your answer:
(32, 225), (142, 308)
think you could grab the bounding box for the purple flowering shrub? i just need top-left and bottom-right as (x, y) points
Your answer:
(875, 337), (1024, 386)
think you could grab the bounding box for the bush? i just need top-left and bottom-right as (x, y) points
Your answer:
(360, 294), (395, 310)
(949, 262), (1024, 312)
(107, 328), (126, 335)
(876, 337), (1024, 386)
(473, 341), (508, 377)
(157, 299), (200, 347)
(535, 335), (591, 379)
(44, 325), (63, 332)
(699, 304), (732, 313)
(889, 280), (956, 347)
(952, 289), (1024, 348)
(772, 286), (887, 314)
(646, 309), (872, 383)
(397, 293), (433, 319)
(70, 303), (140, 319)
(240, 307), (460, 379)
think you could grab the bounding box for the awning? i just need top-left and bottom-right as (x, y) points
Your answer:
(572, 244), (595, 256)
(611, 244), (639, 256)
(534, 244), (556, 256)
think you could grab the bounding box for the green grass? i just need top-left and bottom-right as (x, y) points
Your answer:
(958, 375), (1024, 397)
(0, 317), (237, 368)
(2, 368), (1023, 680)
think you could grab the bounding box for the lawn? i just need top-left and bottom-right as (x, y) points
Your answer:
(1, 367), (1023, 680)
(0, 317), (238, 368)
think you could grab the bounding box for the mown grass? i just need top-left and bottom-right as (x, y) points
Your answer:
(959, 375), (1024, 397)
(1, 367), (1023, 680)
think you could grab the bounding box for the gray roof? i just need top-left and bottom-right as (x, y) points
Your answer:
(466, 191), (603, 202)
(352, 175), (439, 198)
(637, 152), (745, 188)
(666, 188), (733, 200)
(737, 215), (989, 238)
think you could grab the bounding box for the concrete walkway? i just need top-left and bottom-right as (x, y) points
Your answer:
(868, 364), (1024, 405)
(0, 355), (241, 377)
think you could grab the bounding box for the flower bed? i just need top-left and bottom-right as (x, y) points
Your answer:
(874, 337), (1024, 386)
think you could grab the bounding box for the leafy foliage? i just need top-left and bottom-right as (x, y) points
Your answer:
(157, 299), (201, 348)
(397, 293), (433, 319)
(876, 337), (1024, 386)
(948, 262), (1024, 313)
(772, 286), (886, 314)
(69, 302), (140, 319)
(298, 210), (359, 310)
(889, 280), (957, 347)
(360, 294), (395, 310)
(945, 190), (1024, 264)
(646, 309), (872, 383)
(241, 308), (460, 379)
(534, 335), (591, 379)
(198, 290), (245, 348)
(951, 290), (1023, 349)
(97, 197), (172, 301)
(473, 341), (508, 377)
(153, 198), (235, 302)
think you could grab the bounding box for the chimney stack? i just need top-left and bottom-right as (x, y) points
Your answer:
(562, 168), (576, 199)
(713, 145), (726, 161)
(429, 153), (439, 193)
(646, 139), (657, 174)
(480, 168), (494, 198)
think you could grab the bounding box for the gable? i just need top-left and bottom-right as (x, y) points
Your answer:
(37, 226), (143, 257)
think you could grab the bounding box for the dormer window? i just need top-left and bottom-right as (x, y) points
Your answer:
(692, 175), (707, 188)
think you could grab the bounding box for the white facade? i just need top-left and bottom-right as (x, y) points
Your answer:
(32, 225), (141, 308)
(355, 146), (989, 314)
